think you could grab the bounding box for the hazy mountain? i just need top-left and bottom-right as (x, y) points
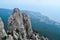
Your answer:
(0, 8), (60, 40)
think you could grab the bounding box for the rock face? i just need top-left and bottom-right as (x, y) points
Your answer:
(7, 8), (48, 40)
(6, 35), (13, 40)
(8, 8), (26, 40)
(0, 8), (49, 40)
(22, 13), (33, 38)
(0, 17), (7, 40)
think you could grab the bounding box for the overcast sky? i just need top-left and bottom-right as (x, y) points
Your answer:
(0, 0), (60, 22)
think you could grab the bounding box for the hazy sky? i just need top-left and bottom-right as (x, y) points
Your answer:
(0, 0), (60, 22)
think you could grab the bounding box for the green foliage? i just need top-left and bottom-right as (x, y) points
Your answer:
(16, 29), (19, 34)
(7, 32), (13, 36)
(2, 36), (6, 40)
(18, 37), (21, 40)
(7, 32), (11, 35)
(13, 37), (17, 40)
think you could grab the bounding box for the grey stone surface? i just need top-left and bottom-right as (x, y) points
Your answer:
(1, 8), (48, 40)
(6, 35), (13, 40)
(8, 8), (26, 40)
(0, 17), (7, 40)
(22, 13), (33, 38)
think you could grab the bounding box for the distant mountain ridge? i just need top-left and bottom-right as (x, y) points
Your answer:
(21, 10), (60, 26)
(0, 8), (60, 40)
(0, 8), (60, 26)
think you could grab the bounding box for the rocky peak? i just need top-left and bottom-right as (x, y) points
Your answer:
(7, 8), (49, 40)
(0, 8), (49, 40)
(8, 8), (26, 40)
(22, 13), (33, 38)
(13, 8), (20, 14)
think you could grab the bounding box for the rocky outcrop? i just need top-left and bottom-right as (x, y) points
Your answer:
(0, 8), (49, 40)
(0, 17), (7, 40)
(6, 35), (13, 40)
(22, 13), (33, 38)
(8, 8), (26, 40)
(7, 8), (48, 40)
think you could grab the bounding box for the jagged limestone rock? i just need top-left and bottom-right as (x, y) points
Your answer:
(6, 35), (13, 40)
(13, 30), (19, 40)
(0, 17), (7, 40)
(40, 36), (49, 40)
(8, 8), (26, 40)
(22, 13), (38, 40)
(22, 13), (49, 40)
(22, 13), (33, 38)
(7, 8), (49, 40)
